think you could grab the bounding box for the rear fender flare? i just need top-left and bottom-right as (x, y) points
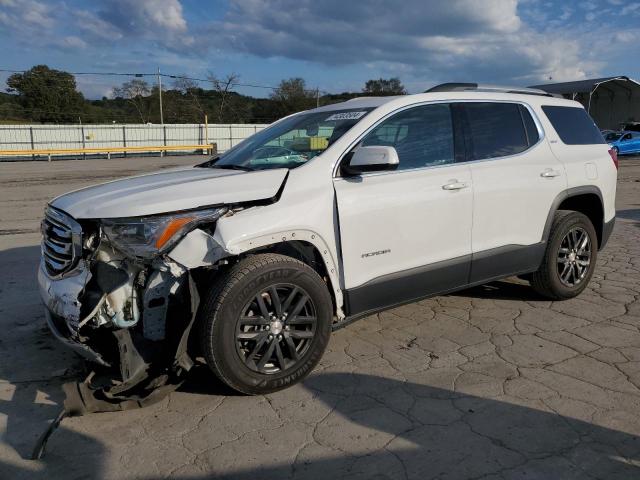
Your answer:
(541, 185), (604, 243)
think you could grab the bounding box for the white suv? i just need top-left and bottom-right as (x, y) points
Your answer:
(39, 83), (617, 398)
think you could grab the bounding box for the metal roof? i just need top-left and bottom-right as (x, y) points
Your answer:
(529, 76), (640, 94)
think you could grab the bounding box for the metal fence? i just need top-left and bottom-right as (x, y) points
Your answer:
(0, 123), (269, 159)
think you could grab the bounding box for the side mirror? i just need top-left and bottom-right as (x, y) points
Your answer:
(342, 146), (399, 175)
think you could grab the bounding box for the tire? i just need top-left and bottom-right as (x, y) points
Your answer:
(530, 210), (598, 300)
(199, 253), (332, 395)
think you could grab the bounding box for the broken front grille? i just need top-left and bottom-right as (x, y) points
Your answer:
(41, 207), (82, 277)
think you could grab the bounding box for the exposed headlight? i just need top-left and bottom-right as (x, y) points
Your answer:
(101, 207), (227, 259)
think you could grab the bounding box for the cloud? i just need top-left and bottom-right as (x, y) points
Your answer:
(75, 9), (124, 41)
(201, 0), (595, 84)
(0, 0), (55, 29)
(57, 36), (88, 50)
(1, 0), (637, 96)
(621, 3), (640, 15)
(96, 0), (193, 47)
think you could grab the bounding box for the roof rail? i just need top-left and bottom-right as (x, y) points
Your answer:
(425, 82), (553, 97)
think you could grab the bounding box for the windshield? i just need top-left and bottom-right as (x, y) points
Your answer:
(204, 108), (373, 170)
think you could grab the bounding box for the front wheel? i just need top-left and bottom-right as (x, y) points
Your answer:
(199, 253), (332, 394)
(530, 210), (597, 300)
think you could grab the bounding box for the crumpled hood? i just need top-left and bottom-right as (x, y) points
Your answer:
(51, 166), (288, 219)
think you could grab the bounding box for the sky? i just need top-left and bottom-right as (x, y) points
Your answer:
(0, 0), (639, 99)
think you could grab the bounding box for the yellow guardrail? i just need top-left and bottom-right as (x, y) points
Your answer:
(0, 144), (216, 160)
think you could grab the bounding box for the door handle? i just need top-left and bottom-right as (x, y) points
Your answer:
(540, 169), (561, 178)
(442, 181), (468, 191)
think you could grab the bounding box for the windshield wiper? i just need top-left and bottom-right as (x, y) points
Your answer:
(209, 164), (254, 172)
(195, 157), (254, 171)
(195, 156), (219, 168)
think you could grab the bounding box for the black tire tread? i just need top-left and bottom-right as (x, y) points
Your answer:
(531, 210), (596, 300)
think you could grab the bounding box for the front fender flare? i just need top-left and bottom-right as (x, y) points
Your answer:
(169, 228), (345, 319)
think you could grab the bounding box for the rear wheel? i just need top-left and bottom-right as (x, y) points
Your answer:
(199, 253), (332, 394)
(531, 210), (597, 300)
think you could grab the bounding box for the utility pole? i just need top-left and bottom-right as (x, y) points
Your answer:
(157, 67), (164, 124)
(316, 88), (320, 108)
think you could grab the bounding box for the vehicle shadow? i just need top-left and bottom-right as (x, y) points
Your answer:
(5, 371), (639, 479)
(616, 208), (640, 224)
(450, 278), (545, 302)
(168, 372), (640, 479)
(2, 245), (638, 479)
(0, 244), (105, 478)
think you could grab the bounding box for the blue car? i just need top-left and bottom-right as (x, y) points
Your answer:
(608, 131), (640, 155)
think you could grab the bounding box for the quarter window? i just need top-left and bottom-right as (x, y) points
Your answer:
(360, 104), (454, 170)
(541, 106), (605, 145)
(463, 102), (534, 161)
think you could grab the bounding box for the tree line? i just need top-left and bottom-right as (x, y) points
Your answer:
(0, 65), (407, 125)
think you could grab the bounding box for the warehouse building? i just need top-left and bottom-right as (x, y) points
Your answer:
(530, 76), (640, 130)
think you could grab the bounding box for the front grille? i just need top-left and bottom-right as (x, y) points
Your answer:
(41, 207), (82, 277)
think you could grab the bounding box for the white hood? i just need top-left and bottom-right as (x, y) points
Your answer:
(51, 167), (288, 219)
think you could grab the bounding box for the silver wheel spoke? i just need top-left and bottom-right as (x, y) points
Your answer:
(288, 294), (309, 322)
(285, 335), (299, 361)
(289, 330), (314, 339)
(239, 315), (269, 326)
(238, 331), (267, 341)
(560, 263), (571, 282)
(286, 315), (316, 325)
(269, 286), (282, 317)
(246, 335), (269, 366)
(281, 287), (300, 313)
(557, 227), (592, 287)
(256, 294), (271, 320)
(577, 232), (589, 252)
(257, 340), (277, 371)
(274, 342), (286, 370)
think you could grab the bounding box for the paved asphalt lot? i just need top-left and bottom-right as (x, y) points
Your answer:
(1, 154), (640, 479)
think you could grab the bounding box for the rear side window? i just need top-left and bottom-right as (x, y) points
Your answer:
(462, 103), (534, 161)
(541, 106), (605, 145)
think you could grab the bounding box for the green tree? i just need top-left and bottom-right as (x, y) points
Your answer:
(6, 65), (85, 123)
(362, 77), (407, 96)
(270, 78), (316, 116)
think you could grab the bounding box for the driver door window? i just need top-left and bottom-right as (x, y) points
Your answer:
(360, 104), (454, 170)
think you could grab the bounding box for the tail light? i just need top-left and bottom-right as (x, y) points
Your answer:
(608, 148), (618, 170)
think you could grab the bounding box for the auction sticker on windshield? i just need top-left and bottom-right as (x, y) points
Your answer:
(325, 111), (368, 121)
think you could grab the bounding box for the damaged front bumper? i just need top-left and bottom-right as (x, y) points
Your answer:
(37, 240), (201, 408)
(38, 260), (110, 365)
(44, 307), (110, 366)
